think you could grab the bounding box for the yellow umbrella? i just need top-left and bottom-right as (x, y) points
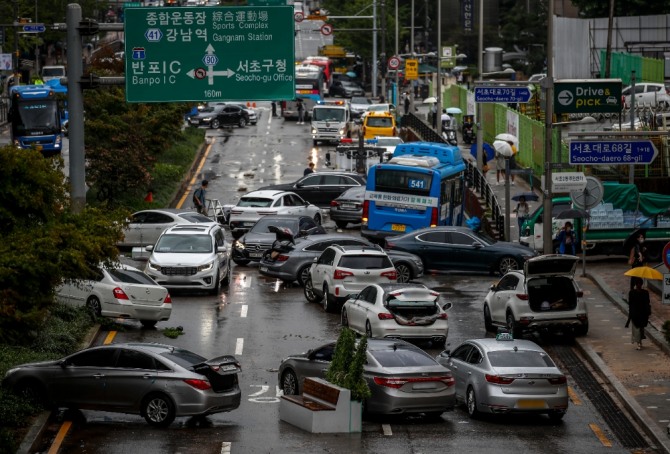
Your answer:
(623, 266), (664, 280)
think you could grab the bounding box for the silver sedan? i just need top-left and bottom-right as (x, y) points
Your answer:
(436, 335), (568, 420)
(2, 343), (241, 427)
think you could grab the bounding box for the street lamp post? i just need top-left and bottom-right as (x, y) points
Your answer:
(475, 0), (484, 170)
(435, 0), (441, 128)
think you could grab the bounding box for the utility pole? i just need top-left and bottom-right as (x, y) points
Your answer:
(67, 3), (85, 213)
(372, 0), (378, 98)
(542, 0), (555, 254)
(380, 0), (386, 99)
(475, 0), (483, 170)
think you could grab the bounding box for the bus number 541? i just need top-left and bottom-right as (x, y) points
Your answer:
(408, 179), (425, 189)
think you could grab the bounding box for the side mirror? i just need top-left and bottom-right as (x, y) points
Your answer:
(472, 242), (482, 249)
(296, 182), (304, 188)
(442, 302), (453, 311)
(216, 245), (226, 253)
(145, 245), (154, 252)
(490, 284), (498, 291)
(438, 350), (451, 358)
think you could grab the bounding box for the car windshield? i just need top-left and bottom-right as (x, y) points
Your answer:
(370, 346), (436, 367)
(473, 230), (496, 245)
(250, 218), (298, 233)
(154, 234), (213, 253)
(313, 108), (346, 122)
(339, 255), (392, 269)
(238, 197), (273, 208)
(107, 268), (157, 285)
(366, 117), (393, 127)
(487, 350), (556, 368)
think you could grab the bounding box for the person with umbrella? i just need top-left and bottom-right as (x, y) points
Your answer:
(555, 221), (577, 255)
(627, 231), (647, 289)
(625, 277), (651, 350)
(513, 195), (530, 237)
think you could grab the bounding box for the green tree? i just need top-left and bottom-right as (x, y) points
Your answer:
(498, 0), (549, 75)
(0, 146), (124, 344)
(569, 0), (670, 17)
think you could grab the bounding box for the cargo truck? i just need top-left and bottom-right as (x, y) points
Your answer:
(519, 182), (670, 262)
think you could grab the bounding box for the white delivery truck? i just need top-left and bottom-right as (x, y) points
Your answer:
(310, 100), (354, 146)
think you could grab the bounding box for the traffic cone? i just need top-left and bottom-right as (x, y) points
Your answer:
(144, 191), (153, 203)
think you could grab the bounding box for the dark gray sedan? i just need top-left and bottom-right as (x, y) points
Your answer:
(278, 338), (455, 416)
(2, 343), (241, 427)
(258, 234), (424, 285)
(329, 186), (365, 229)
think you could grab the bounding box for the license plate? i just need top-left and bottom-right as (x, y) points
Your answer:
(412, 382), (437, 390)
(243, 222), (256, 227)
(342, 203), (356, 209)
(391, 224), (406, 232)
(249, 252), (264, 258)
(517, 399), (546, 409)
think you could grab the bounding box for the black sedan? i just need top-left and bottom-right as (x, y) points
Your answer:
(188, 104), (250, 129)
(385, 226), (539, 275)
(232, 215), (326, 266)
(2, 343), (241, 427)
(258, 171), (366, 208)
(259, 233), (424, 285)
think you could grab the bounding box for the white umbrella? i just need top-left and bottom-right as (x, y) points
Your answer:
(423, 96), (437, 104)
(493, 140), (514, 157)
(495, 133), (518, 144)
(446, 107), (462, 114)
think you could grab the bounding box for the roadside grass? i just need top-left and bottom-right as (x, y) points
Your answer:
(0, 127), (206, 453)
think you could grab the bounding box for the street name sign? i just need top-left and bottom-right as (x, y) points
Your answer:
(21, 24), (46, 33)
(551, 172), (587, 193)
(124, 6), (295, 102)
(554, 79), (622, 114)
(474, 86), (532, 103)
(569, 140), (658, 165)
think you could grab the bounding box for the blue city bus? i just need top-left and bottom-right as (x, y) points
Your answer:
(8, 84), (63, 156)
(361, 142), (466, 242)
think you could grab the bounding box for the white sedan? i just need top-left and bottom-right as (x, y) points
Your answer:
(56, 264), (172, 328)
(118, 209), (218, 249)
(228, 190), (322, 239)
(341, 283), (451, 346)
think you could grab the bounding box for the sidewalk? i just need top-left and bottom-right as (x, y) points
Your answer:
(478, 157), (670, 453)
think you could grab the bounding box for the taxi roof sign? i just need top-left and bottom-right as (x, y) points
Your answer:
(495, 332), (514, 341)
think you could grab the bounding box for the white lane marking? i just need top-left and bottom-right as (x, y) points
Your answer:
(382, 424), (392, 436)
(235, 338), (244, 355)
(248, 384), (280, 403)
(221, 442), (231, 453)
(240, 305), (248, 318)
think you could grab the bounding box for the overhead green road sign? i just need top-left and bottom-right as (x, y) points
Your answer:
(124, 6), (295, 103)
(554, 79), (622, 114)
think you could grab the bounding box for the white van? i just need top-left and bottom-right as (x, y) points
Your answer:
(40, 65), (66, 82)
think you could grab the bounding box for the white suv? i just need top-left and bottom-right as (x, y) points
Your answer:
(145, 224), (230, 294)
(304, 245), (397, 312)
(483, 255), (588, 337)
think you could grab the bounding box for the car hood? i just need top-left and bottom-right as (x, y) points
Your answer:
(486, 241), (538, 256)
(385, 249), (422, 261)
(238, 232), (277, 245)
(524, 254), (578, 278)
(149, 253), (214, 266)
(8, 359), (61, 372)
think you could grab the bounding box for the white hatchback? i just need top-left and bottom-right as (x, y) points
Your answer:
(228, 190), (322, 239)
(622, 82), (670, 108)
(56, 264), (171, 328)
(342, 283), (451, 347)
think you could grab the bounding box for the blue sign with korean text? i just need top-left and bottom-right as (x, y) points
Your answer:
(569, 140), (658, 165)
(22, 24), (46, 33)
(474, 87), (533, 103)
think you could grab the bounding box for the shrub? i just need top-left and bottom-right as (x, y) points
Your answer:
(326, 328), (371, 402)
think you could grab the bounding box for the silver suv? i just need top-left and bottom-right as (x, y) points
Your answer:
(304, 245), (397, 312)
(145, 224), (230, 294)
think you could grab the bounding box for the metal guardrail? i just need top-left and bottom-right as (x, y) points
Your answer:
(401, 112), (507, 240)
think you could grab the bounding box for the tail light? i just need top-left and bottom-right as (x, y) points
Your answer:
(330, 200), (340, 207)
(438, 313), (448, 319)
(430, 207), (438, 227)
(548, 376), (567, 385)
(378, 313), (394, 320)
(373, 375), (454, 389)
(113, 288), (129, 300)
(184, 379), (212, 390)
(334, 269), (354, 280)
(385, 240), (395, 248)
(276, 254), (290, 262)
(515, 293), (529, 300)
(362, 200), (369, 224)
(485, 374), (515, 385)
(281, 101), (286, 109)
(392, 126), (396, 136)
(164, 293), (172, 304)
(381, 270), (397, 280)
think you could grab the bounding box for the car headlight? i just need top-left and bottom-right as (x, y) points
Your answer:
(339, 128), (346, 135)
(148, 262), (161, 271)
(198, 261), (214, 272)
(311, 128), (317, 134)
(234, 241), (245, 250)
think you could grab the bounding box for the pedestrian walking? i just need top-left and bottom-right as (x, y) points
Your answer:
(555, 221), (576, 255)
(404, 93), (410, 116)
(626, 277), (651, 350)
(495, 148), (506, 184)
(303, 162), (315, 175)
(296, 98), (305, 124)
(271, 101), (277, 117)
(628, 232), (647, 289)
(506, 140), (517, 185)
(513, 196), (530, 236)
(193, 179), (209, 215)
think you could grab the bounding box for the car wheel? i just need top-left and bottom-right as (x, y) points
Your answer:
(140, 320), (158, 329)
(87, 296), (102, 317)
(233, 258), (250, 266)
(574, 322), (589, 337)
(466, 386), (480, 418)
(322, 284), (335, 313)
(239, 117), (247, 128)
(313, 213), (322, 225)
(335, 221), (348, 229)
(142, 393), (176, 427)
(484, 304), (494, 332)
(341, 308), (349, 327)
(211, 119), (220, 129)
(497, 256), (520, 275)
(16, 379), (48, 407)
(548, 410), (565, 422)
(281, 369), (299, 395)
(297, 265), (311, 287)
(304, 278), (318, 303)
(506, 311), (520, 338)
(394, 263), (412, 283)
(365, 320), (373, 338)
